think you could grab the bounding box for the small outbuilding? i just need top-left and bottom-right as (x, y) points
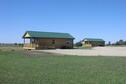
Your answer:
(23, 31), (75, 49)
(82, 38), (105, 47)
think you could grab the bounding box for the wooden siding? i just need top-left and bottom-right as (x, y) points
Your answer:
(23, 38), (73, 49)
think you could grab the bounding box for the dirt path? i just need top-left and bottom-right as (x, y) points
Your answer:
(37, 47), (126, 56)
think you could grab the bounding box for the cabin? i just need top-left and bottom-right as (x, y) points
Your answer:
(23, 31), (75, 49)
(82, 38), (105, 47)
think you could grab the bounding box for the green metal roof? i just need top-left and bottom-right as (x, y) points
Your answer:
(23, 31), (75, 39)
(83, 38), (105, 42)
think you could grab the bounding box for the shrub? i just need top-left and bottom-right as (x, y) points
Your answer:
(61, 46), (70, 49)
(75, 41), (82, 47)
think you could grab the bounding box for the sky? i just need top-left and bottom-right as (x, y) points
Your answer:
(0, 0), (126, 43)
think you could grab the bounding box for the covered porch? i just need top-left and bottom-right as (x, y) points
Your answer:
(82, 41), (92, 47)
(23, 38), (38, 50)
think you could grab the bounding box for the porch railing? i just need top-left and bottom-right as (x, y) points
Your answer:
(23, 43), (37, 49)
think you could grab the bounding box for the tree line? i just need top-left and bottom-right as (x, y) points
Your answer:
(107, 40), (126, 46)
(0, 43), (23, 47)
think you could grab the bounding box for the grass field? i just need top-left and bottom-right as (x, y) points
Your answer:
(0, 47), (126, 84)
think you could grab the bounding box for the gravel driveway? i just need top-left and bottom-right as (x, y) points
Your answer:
(37, 47), (126, 56)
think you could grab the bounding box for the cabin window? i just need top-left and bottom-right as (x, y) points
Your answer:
(66, 41), (70, 44)
(67, 42), (70, 44)
(36, 39), (39, 42)
(52, 40), (55, 44)
(31, 39), (35, 43)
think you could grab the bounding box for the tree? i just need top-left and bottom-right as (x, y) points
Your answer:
(107, 41), (111, 46)
(114, 40), (126, 45)
(18, 43), (23, 47)
(118, 40), (124, 45)
(14, 43), (17, 46)
(75, 41), (82, 47)
(124, 41), (126, 45)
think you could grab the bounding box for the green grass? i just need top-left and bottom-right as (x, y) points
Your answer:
(0, 48), (126, 84)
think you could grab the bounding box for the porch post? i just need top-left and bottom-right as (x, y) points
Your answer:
(72, 39), (74, 49)
(24, 38), (25, 44)
(30, 38), (32, 48)
(23, 38), (25, 47)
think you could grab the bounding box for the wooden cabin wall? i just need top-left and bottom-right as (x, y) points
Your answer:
(34, 38), (73, 49)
